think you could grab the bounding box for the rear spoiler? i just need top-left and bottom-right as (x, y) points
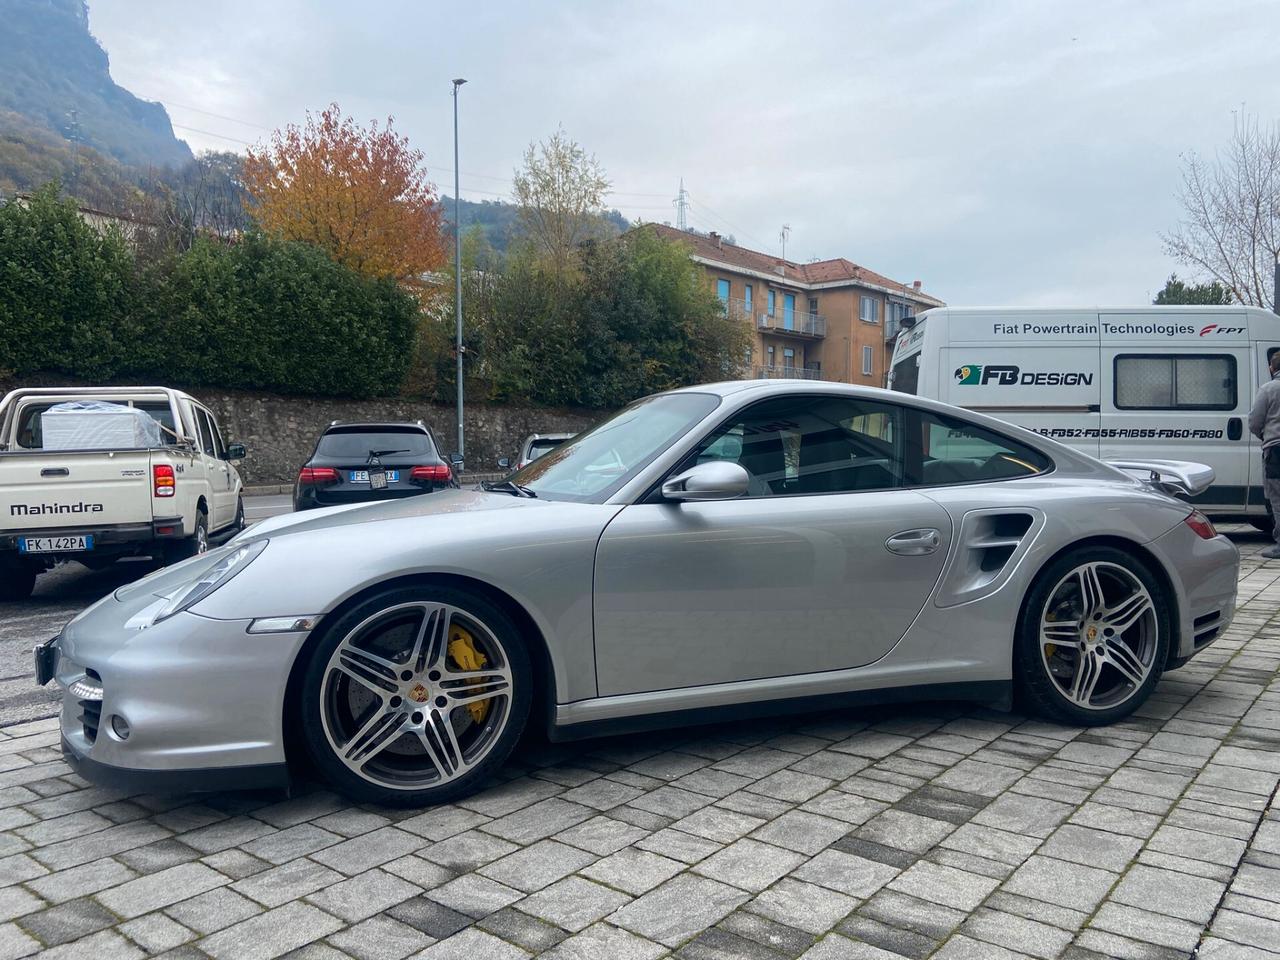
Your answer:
(1105, 459), (1214, 499)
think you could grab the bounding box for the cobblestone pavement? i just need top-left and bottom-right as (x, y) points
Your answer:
(0, 532), (1277, 959)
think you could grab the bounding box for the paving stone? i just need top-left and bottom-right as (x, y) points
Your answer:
(543, 922), (666, 960)
(1072, 927), (1192, 960)
(230, 857), (344, 908)
(409, 926), (530, 959)
(115, 838), (202, 875)
(27, 927), (146, 960)
(799, 789), (887, 825)
(477, 906), (568, 953)
(581, 847), (684, 895)
(748, 810), (849, 855)
(693, 838), (806, 893)
(792, 848), (899, 899)
(118, 912), (194, 953)
(164, 886), (262, 934)
(855, 809), (955, 854)
(961, 907), (1073, 959)
(386, 895), (472, 940)
(512, 875), (629, 933)
(675, 926), (786, 959)
(477, 839), (596, 893)
(201, 848), (271, 880)
(18, 896), (117, 946)
(310, 827), (420, 875)
(30, 821), (171, 871)
(327, 914), (430, 960)
(0, 888), (40, 925)
(939, 823), (1040, 867)
(396, 805), (490, 842)
(1197, 935), (1280, 959)
(96, 861), (229, 920)
(175, 818), (274, 856)
(1001, 855), (1117, 913)
(197, 900), (344, 960)
(305, 867), (419, 922)
(1210, 908), (1280, 951)
(836, 914), (935, 959)
(240, 824), (342, 864)
(747, 877), (856, 935)
(635, 827), (721, 864)
(24, 857), (138, 904)
(796, 934), (902, 959)
(1039, 823), (1144, 873)
(746, 770), (833, 803)
(971, 793), (1074, 839)
(609, 874), (747, 946)
(312, 808), (391, 838)
(424, 872), (522, 919)
(1111, 863), (1227, 924)
(481, 798), (596, 845)
(928, 934), (1032, 959)
(1149, 823), (1249, 867)
(886, 860), (1000, 912)
(1091, 902), (1204, 952)
(560, 778), (644, 811)
(720, 911), (815, 958)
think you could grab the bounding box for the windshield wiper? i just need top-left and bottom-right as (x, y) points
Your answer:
(368, 449), (410, 459)
(481, 479), (537, 498)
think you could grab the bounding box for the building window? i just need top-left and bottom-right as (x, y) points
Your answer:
(744, 284), (753, 314)
(717, 279), (731, 303)
(766, 345), (775, 368)
(768, 289), (776, 317)
(783, 294), (796, 330)
(859, 295), (879, 324)
(783, 348), (796, 369)
(886, 301), (913, 337)
(807, 297), (819, 317)
(862, 345), (874, 376)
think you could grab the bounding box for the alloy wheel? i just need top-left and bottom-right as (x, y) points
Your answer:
(318, 601), (513, 790)
(1039, 561), (1158, 710)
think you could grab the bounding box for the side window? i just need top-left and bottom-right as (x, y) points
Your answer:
(195, 410), (217, 457)
(204, 411), (227, 458)
(686, 395), (906, 497)
(910, 411), (1051, 486)
(1115, 354), (1236, 410)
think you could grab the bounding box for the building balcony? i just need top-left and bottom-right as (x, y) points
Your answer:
(757, 312), (826, 338)
(754, 364), (823, 381)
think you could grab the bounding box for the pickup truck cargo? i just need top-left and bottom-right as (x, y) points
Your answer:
(0, 387), (246, 600)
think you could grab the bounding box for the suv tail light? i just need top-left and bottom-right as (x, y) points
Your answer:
(410, 464), (452, 483)
(298, 466), (340, 486)
(1184, 510), (1217, 540)
(153, 463), (175, 498)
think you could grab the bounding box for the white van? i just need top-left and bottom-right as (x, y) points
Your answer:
(888, 305), (1280, 529)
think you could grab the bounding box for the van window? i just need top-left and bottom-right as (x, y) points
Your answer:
(1115, 354), (1236, 410)
(891, 354), (920, 395)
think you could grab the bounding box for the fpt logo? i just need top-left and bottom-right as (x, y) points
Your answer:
(1199, 323), (1246, 337)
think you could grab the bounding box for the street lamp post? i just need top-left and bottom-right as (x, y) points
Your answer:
(452, 78), (467, 465)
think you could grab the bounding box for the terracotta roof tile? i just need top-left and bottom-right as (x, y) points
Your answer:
(645, 222), (942, 305)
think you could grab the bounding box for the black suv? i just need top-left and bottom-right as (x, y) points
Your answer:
(293, 421), (457, 511)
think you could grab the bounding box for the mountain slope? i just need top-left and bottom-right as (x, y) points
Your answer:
(0, 0), (191, 169)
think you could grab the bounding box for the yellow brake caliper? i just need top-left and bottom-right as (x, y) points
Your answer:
(447, 625), (491, 724)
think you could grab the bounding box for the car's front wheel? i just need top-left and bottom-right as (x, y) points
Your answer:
(1015, 546), (1170, 725)
(299, 585), (531, 806)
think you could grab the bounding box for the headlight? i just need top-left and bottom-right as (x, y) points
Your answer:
(153, 539), (268, 623)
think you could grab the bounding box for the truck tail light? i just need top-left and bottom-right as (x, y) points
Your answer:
(1184, 510), (1217, 540)
(410, 465), (452, 483)
(153, 464), (175, 498)
(298, 466), (340, 486)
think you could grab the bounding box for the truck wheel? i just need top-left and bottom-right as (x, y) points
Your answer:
(0, 559), (37, 601)
(233, 497), (246, 532)
(164, 510), (209, 565)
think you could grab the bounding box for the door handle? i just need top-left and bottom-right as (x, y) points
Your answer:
(1228, 417), (1243, 441)
(40, 467), (69, 477)
(886, 528), (942, 556)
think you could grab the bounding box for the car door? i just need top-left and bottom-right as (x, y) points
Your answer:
(201, 408), (238, 528)
(592, 393), (952, 697)
(191, 408), (228, 529)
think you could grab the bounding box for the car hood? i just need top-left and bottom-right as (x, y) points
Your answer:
(248, 487), (541, 540)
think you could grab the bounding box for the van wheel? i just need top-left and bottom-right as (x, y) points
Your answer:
(0, 558), (37, 601)
(164, 510), (209, 565)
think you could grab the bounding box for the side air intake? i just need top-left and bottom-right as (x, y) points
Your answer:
(935, 508), (1043, 607)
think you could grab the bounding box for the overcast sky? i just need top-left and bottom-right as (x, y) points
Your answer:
(88, 0), (1278, 306)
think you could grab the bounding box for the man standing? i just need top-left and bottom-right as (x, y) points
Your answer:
(1249, 350), (1280, 559)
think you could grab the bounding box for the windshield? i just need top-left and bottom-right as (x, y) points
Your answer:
(316, 430), (435, 460)
(510, 393), (720, 502)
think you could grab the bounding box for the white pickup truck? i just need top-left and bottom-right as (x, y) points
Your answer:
(0, 387), (246, 600)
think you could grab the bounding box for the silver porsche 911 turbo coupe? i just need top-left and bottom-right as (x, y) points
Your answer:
(37, 380), (1239, 806)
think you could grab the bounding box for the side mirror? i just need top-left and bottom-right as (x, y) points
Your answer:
(450, 452), (464, 469)
(661, 460), (750, 502)
(225, 443), (246, 461)
(497, 457), (511, 470)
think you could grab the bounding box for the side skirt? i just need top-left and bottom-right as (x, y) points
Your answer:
(547, 680), (1012, 743)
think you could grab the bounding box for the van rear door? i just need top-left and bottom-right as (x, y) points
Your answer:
(1100, 314), (1250, 513)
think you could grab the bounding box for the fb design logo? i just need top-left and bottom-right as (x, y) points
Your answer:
(955, 364), (1020, 385)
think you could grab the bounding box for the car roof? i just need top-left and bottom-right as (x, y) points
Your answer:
(323, 421), (430, 433)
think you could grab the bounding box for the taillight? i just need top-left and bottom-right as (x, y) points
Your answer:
(153, 463), (175, 498)
(1184, 510), (1217, 540)
(298, 466), (340, 486)
(410, 464), (452, 483)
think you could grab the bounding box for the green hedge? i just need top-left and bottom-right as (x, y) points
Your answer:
(0, 186), (420, 398)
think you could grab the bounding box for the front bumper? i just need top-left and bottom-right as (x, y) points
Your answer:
(49, 602), (311, 794)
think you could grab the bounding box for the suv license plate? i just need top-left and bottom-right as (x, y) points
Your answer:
(19, 535), (93, 553)
(349, 470), (399, 484)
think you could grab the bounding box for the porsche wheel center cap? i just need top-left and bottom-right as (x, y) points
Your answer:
(408, 683), (430, 703)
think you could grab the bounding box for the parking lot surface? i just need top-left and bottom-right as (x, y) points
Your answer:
(0, 526), (1276, 959)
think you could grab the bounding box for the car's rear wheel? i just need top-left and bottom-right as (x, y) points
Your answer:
(163, 510), (208, 565)
(299, 585), (531, 806)
(1015, 546), (1170, 725)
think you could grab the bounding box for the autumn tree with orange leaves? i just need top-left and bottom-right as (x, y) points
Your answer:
(242, 104), (446, 282)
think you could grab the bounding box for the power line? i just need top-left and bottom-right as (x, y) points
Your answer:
(164, 102), (272, 130)
(171, 123), (254, 146)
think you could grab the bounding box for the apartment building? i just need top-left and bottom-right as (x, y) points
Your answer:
(649, 223), (943, 385)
